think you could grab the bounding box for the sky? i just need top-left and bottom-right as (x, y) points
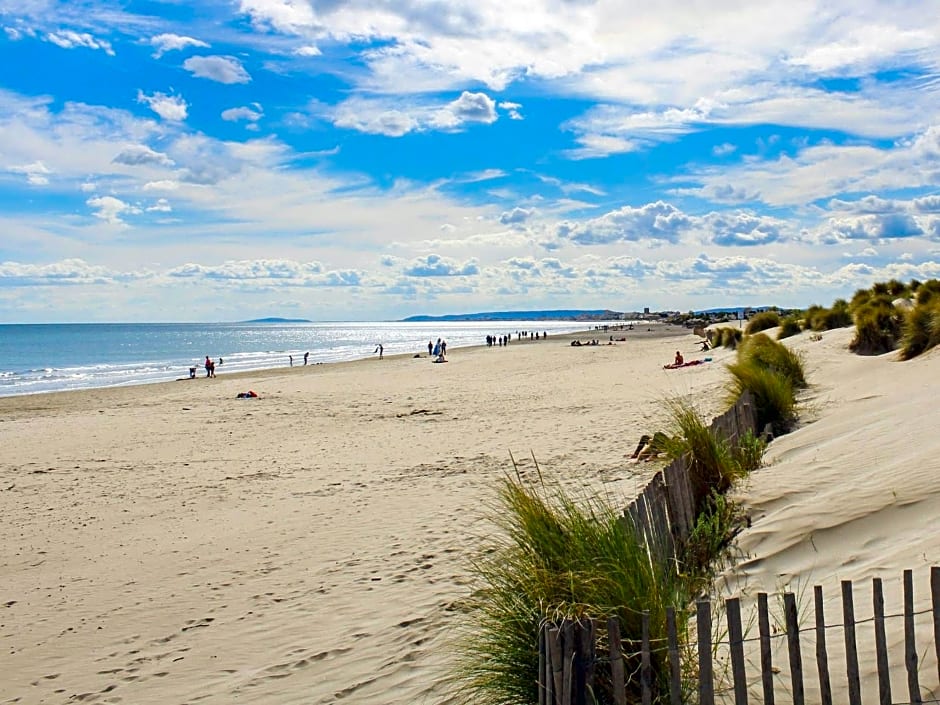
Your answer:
(1, 1), (940, 323)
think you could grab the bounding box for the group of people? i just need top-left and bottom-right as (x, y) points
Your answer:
(486, 334), (510, 347)
(428, 338), (447, 362)
(289, 352), (311, 366)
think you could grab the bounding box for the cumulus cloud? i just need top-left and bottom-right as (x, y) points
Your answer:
(703, 211), (786, 246)
(143, 180), (180, 191)
(294, 45), (321, 57)
(822, 213), (924, 242)
(330, 92), (499, 136)
(432, 91), (497, 129)
(402, 254), (479, 277)
(137, 90), (188, 121)
(8, 160), (51, 185)
(46, 30), (114, 56)
(558, 201), (691, 245)
(712, 142), (737, 156)
(183, 55), (252, 84)
(167, 259), (325, 281)
(146, 198), (172, 212)
(221, 104), (264, 123)
(0, 258), (117, 285)
(86, 196), (141, 225)
(499, 207), (533, 225)
(150, 33), (210, 58)
(499, 101), (523, 120)
(112, 145), (174, 167)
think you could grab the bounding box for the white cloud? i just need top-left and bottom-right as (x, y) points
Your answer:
(558, 202), (691, 245)
(499, 101), (523, 120)
(136, 90), (188, 122)
(221, 104), (264, 123)
(431, 91), (497, 129)
(712, 142), (737, 156)
(146, 198), (172, 212)
(183, 55), (252, 84)
(143, 180), (180, 191)
(112, 144), (174, 167)
(150, 33), (210, 58)
(294, 45), (321, 57)
(8, 160), (51, 185)
(45, 30), (114, 56)
(86, 195), (141, 225)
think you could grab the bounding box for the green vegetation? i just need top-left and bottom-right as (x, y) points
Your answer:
(849, 294), (903, 355)
(744, 310), (780, 335)
(899, 299), (940, 360)
(777, 315), (803, 340)
(711, 326), (744, 349)
(725, 334), (804, 435)
(454, 473), (687, 705)
(804, 299), (852, 331)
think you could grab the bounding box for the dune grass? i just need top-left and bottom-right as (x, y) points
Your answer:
(777, 315), (803, 340)
(454, 471), (688, 704)
(849, 296), (903, 355)
(744, 310), (780, 335)
(899, 299), (940, 360)
(724, 335), (803, 435)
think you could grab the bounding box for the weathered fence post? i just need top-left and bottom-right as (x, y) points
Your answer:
(842, 580), (862, 705)
(813, 585), (832, 705)
(608, 617), (626, 705)
(726, 597), (748, 705)
(932, 566), (940, 686)
(550, 624), (564, 704)
(562, 620), (575, 705)
(697, 599), (714, 705)
(784, 592), (804, 705)
(903, 569), (922, 704)
(872, 577), (892, 705)
(641, 611), (652, 705)
(757, 592), (775, 705)
(666, 607), (682, 705)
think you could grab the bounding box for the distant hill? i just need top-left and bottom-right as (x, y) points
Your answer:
(401, 309), (622, 322)
(242, 317), (312, 323)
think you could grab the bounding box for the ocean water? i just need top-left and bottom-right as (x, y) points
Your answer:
(0, 320), (619, 398)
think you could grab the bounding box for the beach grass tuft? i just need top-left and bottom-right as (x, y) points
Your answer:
(777, 315), (803, 340)
(744, 310), (780, 335)
(724, 336), (801, 435)
(454, 472), (687, 704)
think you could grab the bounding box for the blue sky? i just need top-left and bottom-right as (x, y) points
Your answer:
(2, 0), (940, 322)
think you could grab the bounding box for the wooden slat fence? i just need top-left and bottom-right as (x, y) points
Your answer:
(623, 390), (758, 564)
(538, 567), (940, 705)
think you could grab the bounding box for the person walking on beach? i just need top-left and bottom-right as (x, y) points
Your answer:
(304, 352), (309, 365)
(374, 344), (384, 359)
(428, 340), (433, 356)
(289, 354), (293, 367)
(205, 355), (215, 378)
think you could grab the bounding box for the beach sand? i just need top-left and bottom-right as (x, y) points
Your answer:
(5, 322), (936, 704)
(1, 324), (732, 705)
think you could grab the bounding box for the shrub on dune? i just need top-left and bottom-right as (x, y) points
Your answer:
(737, 333), (807, 389)
(777, 315), (803, 339)
(744, 310), (780, 335)
(899, 300), (940, 359)
(455, 474), (686, 705)
(850, 297), (903, 355)
(725, 358), (797, 435)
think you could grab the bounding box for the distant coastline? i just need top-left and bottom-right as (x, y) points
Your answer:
(242, 317), (313, 323)
(401, 309), (624, 322)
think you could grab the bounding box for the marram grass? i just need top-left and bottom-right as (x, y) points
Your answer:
(453, 472), (687, 705)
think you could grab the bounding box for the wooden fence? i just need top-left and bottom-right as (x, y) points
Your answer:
(623, 391), (758, 565)
(538, 567), (940, 705)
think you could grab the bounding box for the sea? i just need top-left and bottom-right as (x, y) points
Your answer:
(0, 320), (622, 398)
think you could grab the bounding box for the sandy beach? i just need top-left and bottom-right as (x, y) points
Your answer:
(1, 325), (733, 705)
(3, 322), (938, 704)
